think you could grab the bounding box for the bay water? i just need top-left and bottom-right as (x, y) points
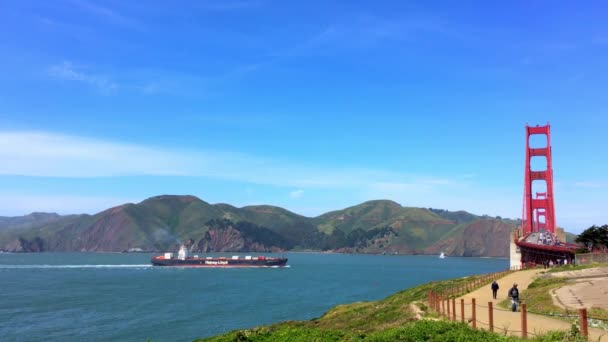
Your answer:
(0, 252), (507, 341)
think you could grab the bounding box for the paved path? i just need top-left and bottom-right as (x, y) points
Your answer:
(445, 269), (608, 341)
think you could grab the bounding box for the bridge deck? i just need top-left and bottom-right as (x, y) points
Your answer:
(515, 232), (578, 266)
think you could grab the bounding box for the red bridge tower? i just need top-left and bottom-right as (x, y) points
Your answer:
(521, 124), (556, 236)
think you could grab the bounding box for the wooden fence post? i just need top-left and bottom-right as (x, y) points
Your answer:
(447, 296), (451, 319)
(434, 292), (437, 312)
(521, 303), (527, 339)
(452, 298), (456, 321)
(579, 308), (588, 338)
(436, 292), (440, 313)
(488, 302), (494, 332)
(472, 298), (476, 329)
(460, 298), (464, 323)
(437, 295), (441, 315)
(437, 294), (441, 313)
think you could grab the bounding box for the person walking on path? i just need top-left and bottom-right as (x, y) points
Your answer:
(508, 283), (519, 312)
(491, 280), (500, 299)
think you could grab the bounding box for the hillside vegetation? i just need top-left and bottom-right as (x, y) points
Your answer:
(0, 195), (520, 256)
(197, 272), (588, 342)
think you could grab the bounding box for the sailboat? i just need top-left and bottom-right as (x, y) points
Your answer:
(439, 252), (445, 259)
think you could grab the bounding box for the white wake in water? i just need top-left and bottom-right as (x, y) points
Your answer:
(0, 264), (291, 269)
(0, 264), (152, 269)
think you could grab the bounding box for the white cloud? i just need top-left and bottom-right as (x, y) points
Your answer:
(0, 131), (192, 177)
(48, 61), (118, 93)
(0, 131), (463, 191)
(289, 190), (304, 199)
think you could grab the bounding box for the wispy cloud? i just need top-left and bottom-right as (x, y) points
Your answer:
(205, 14), (456, 85)
(573, 181), (608, 188)
(289, 190), (304, 199)
(0, 131), (192, 177)
(47, 63), (202, 96)
(32, 14), (94, 40)
(69, 0), (143, 30)
(1, 130), (518, 219)
(130, 69), (214, 96)
(48, 61), (118, 93)
(0, 131), (461, 192)
(281, 14), (456, 57)
(194, 0), (265, 11)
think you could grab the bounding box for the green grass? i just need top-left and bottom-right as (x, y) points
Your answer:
(196, 268), (602, 342)
(197, 319), (590, 342)
(197, 273), (502, 341)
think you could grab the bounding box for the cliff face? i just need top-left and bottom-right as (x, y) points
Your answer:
(4, 237), (45, 252)
(430, 220), (512, 257)
(194, 227), (279, 253)
(0, 195), (523, 257)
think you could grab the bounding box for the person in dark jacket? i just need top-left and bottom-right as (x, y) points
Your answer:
(508, 283), (519, 311)
(491, 280), (499, 299)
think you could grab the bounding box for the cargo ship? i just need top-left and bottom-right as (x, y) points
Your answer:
(151, 245), (288, 267)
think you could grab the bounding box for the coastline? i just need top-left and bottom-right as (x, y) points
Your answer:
(198, 263), (608, 341)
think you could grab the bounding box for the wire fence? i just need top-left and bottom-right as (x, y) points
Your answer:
(426, 267), (606, 339)
(576, 252), (608, 265)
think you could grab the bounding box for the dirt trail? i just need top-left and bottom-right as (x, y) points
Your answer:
(448, 269), (608, 341)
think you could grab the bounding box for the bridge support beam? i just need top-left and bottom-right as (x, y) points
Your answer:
(522, 124), (557, 236)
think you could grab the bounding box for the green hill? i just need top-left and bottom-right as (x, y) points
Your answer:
(0, 195), (545, 256)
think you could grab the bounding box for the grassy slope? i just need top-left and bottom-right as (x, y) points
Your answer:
(0, 214), (94, 249)
(314, 201), (467, 251)
(238, 205), (318, 244)
(315, 200), (404, 235)
(198, 269), (591, 342)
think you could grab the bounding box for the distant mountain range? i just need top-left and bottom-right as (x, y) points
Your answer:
(0, 195), (571, 257)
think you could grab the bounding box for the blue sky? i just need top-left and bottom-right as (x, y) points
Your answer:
(1, 1), (607, 233)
